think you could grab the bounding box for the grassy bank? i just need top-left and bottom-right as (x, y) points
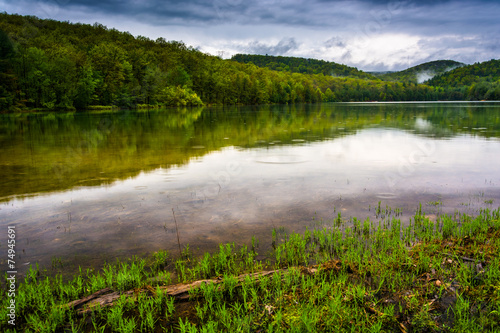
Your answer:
(1, 205), (499, 332)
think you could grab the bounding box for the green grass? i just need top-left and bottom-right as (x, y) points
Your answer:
(1, 205), (500, 332)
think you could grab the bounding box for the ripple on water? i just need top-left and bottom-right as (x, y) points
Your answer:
(159, 169), (186, 177)
(256, 155), (308, 164)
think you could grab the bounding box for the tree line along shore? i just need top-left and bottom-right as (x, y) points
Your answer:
(1, 13), (500, 112)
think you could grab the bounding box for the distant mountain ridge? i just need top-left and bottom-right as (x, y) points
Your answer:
(230, 54), (500, 100)
(231, 54), (378, 80)
(371, 60), (465, 83)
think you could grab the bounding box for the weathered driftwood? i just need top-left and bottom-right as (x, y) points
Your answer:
(66, 269), (285, 315)
(64, 260), (341, 316)
(65, 287), (114, 310)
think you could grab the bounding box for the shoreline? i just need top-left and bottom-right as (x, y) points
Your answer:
(1, 205), (499, 331)
(3, 100), (500, 114)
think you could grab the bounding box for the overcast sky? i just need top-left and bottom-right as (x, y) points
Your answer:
(1, 0), (499, 71)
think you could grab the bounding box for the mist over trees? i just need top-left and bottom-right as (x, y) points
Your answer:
(0, 13), (499, 112)
(371, 60), (465, 84)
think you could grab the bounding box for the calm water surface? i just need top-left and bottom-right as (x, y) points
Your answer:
(1, 102), (499, 275)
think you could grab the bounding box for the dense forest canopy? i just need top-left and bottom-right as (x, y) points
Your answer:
(0, 13), (499, 112)
(231, 54), (378, 80)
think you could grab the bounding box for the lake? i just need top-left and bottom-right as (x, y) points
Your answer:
(1, 102), (499, 276)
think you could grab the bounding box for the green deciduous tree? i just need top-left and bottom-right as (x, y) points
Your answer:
(0, 29), (17, 110)
(74, 65), (100, 109)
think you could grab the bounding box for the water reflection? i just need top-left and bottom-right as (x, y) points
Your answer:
(1, 102), (499, 275)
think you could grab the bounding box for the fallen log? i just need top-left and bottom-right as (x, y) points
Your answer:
(64, 260), (341, 315)
(65, 287), (113, 310)
(67, 269), (282, 315)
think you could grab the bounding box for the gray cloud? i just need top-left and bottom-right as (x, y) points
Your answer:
(414, 33), (500, 66)
(244, 37), (300, 56)
(7, 0), (500, 30)
(1, 0), (498, 70)
(340, 50), (353, 63)
(325, 36), (347, 49)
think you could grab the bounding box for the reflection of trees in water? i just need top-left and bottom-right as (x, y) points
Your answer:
(1, 103), (499, 200)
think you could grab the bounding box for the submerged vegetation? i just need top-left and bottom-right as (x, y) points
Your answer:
(1, 205), (499, 332)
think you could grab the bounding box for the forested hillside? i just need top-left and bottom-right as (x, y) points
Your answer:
(373, 60), (464, 83)
(231, 54), (377, 80)
(426, 60), (500, 100)
(0, 13), (499, 112)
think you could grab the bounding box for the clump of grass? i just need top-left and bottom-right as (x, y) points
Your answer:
(1, 205), (499, 332)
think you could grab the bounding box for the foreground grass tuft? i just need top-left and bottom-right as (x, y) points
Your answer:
(1, 206), (499, 332)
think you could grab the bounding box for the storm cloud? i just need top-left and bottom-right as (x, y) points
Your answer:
(1, 0), (498, 71)
(243, 38), (300, 55)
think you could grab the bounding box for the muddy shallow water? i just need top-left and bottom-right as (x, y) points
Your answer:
(1, 102), (499, 276)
